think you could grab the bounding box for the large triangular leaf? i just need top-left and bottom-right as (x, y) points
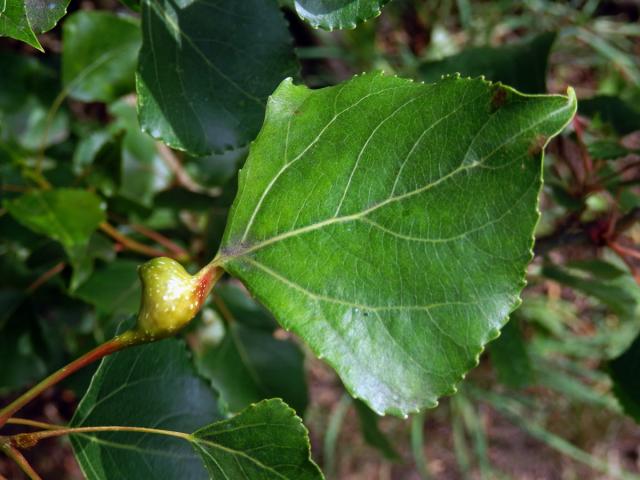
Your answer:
(137, 0), (298, 155)
(217, 73), (576, 415)
(71, 339), (221, 479)
(192, 398), (322, 479)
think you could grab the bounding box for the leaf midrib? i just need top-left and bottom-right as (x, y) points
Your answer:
(223, 90), (573, 265)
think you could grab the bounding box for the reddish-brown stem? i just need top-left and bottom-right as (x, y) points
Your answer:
(0, 331), (145, 429)
(609, 242), (640, 285)
(1, 444), (42, 480)
(99, 222), (172, 259)
(599, 160), (640, 185)
(26, 262), (66, 294)
(572, 116), (593, 180)
(128, 223), (189, 259)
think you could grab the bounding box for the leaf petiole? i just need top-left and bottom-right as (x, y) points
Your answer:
(0, 331), (147, 429)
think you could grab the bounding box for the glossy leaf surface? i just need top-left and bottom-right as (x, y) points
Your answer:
(294, 0), (390, 30)
(71, 339), (221, 480)
(219, 73), (576, 415)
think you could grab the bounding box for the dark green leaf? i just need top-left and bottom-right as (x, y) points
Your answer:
(353, 399), (399, 460)
(609, 333), (640, 422)
(137, 0), (298, 155)
(293, 0), (390, 30)
(71, 339), (222, 480)
(217, 73), (576, 415)
(579, 95), (640, 135)
(419, 32), (556, 94)
(488, 318), (533, 389)
(197, 283), (308, 413)
(74, 259), (141, 316)
(62, 11), (140, 103)
(0, 0), (42, 51)
(192, 398), (322, 479)
(109, 99), (171, 206)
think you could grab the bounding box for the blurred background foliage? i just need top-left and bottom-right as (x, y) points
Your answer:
(1, 0), (640, 478)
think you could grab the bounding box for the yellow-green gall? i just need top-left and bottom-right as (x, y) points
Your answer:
(136, 257), (203, 337)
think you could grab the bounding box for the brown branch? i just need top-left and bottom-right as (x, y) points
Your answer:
(99, 222), (173, 259)
(157, 143), (220, 196)
(127, 223), (189, 259)
(25, 262), (65, 294)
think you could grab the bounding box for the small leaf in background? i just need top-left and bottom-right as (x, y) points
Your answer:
(196, 283), (308, 414)
(137, 0), (298, 155)
(542, 260), (639, 320)
(62, 11), (141, 103)
(109, 98), (172, 207)
(353, 399), (400, 460)
(578, 95), (640, 135)
(587, 139), (631, 161)
(219, 73), (576, 415)
(488, 318), (533, 389)
(72, 130), (113, 175)
(4, 188), (106, 252)
(74, 259), (141, 316)
(192, 398), (323, 480)
(293, 0), (390, 30)
(4, 189), (106, 285)
(71, 339), (222, 480)
(0, 0), (42, 50)
(609, 332), (640, 422)
(419, 32), (557, 94)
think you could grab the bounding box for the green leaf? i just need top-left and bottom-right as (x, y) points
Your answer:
(353, 399), (399, 459)
(0, 0), (42, 51)
(71, 339), (222, 480)
(74, 259), (141, 316)
(62, 11), (141, 103)
(25, 0), (70, 34)
(293, 0), (390, 30)
(579, 95), (640, 135)
(218, 73), (576, 415)
(109, 98), (171, 206)
(542, 262), (639, 319)
(136, 0), (298, 155)
(609, 333), (640, 422)
(3, 188), (106, 252)
(488, 318), (533, 389)
(3, 189), (105, 289)
(192, 398), (322, 479)
(419, 32), (556, 94)
(197, 283), (308, 414)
